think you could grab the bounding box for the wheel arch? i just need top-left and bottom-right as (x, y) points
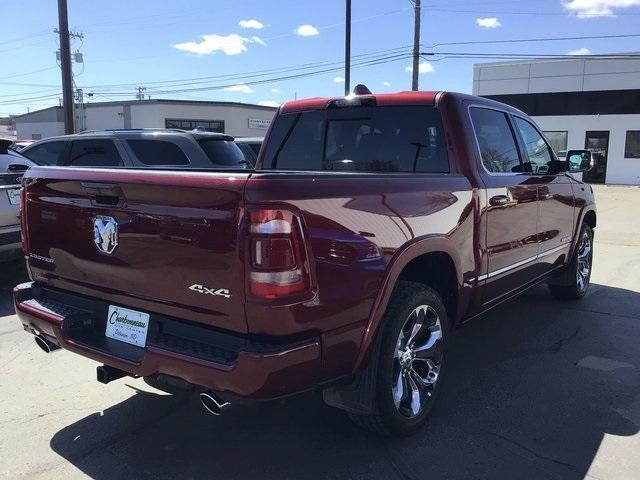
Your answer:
(353, 236), (462, 373)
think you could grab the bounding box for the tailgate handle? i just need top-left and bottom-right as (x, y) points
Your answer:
(81, 182), (124, 206)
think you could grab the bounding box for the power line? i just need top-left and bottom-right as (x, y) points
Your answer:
(428, 32), (640, 48)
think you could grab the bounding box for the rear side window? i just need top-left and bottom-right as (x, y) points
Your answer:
(197, 139), (246, 167)
(264, 106), (449, 173)
(128, 140), (189, 166)
(67, 140), (123, 167)
(470, 107), (522, 173)
(23, 141), (67, 165)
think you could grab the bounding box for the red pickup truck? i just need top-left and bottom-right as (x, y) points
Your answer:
(14, 90), (596, 436)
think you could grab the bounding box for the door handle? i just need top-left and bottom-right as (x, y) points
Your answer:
(489, 195), (515, 207)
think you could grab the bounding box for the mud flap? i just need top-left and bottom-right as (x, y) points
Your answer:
(322, 328), (382, 415)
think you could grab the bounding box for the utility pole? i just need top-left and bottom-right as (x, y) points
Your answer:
(56, 0), (75, 134)
(136, 86), (146, 101)
(411, 0), (421, 91)
(344, 0), (351, 96)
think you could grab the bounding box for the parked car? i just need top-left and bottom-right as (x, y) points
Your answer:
(234, 137), (263, 167)
(13, 90), (596, 436)
(0, 141), (32, 261)
(10, 140), (35, 152)
(19, 129), (249, 169)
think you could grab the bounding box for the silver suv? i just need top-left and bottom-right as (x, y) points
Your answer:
(20, 129), (249, 170)
(0, 141), (30, 261)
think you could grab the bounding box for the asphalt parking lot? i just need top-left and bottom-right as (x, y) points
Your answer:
(1, 185), (639, 480)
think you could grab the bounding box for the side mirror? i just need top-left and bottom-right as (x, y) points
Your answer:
(566, 150), (593, 173)
(7, 163), (29, 172)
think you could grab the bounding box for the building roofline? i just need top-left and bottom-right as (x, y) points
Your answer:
(473, 52), (640, 68)
(14, 98), (277, 120)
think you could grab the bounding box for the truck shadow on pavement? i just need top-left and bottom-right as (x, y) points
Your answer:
(49, 283), (640, 480)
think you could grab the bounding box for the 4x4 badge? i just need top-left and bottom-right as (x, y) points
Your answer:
(189, 284), (231, 299)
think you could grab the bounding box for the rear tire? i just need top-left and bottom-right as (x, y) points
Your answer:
(348, 281), (448, 436)
(549, 223), (593, 300)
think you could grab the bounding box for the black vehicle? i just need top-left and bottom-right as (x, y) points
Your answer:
(234, 137), (263, 167)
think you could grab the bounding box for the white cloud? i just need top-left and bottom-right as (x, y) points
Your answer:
(258, 100), (280, 107)
(567, 47), (592, 55)
(295, 24), (319, 37)
(563, 0), (640, 19)
(383, 81), (391, 86)
(333, 76), (345, 83)
(239, 19), (264, 29)
(224, 83), (253, 93)
(270, 88), (280, 93)
(174, 34), (249, 55)
(250, 36), (267, 46)
(476, 17), (502, 28)
(405, 61), (435, 74)
(173, 34), (266, 55)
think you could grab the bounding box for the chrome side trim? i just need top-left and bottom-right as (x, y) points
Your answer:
(474, 242), (571, 283)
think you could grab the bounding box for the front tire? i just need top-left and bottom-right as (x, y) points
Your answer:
(549, 223), (593, 300)
(348, 281), (448, 436)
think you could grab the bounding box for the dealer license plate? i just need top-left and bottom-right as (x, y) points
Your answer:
(105, 305), (150, 348)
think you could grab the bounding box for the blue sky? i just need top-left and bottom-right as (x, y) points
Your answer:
(2, 0), (640, 115)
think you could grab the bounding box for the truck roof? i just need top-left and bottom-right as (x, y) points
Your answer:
(280, 91), (441, 114)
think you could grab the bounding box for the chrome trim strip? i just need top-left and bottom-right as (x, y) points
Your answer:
(474, 242), (571, 283)
(0, 185), (21, 191)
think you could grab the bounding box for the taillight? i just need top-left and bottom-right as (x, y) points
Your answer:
(248, 208), (311, 300)
(20, 185), (28, 255)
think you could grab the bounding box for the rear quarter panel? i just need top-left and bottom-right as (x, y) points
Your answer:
(244, 170), (479, 379)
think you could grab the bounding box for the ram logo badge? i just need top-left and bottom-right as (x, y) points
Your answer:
(93, 215), (118, 255)
(189, 284), (231, 299)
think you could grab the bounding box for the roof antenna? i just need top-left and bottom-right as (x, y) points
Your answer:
(353, 84), (372, 95)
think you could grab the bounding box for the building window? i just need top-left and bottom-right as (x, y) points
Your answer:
(625, 131), (640, 159)
(543, 131), (568, 158)
(165, 118), (225, 133)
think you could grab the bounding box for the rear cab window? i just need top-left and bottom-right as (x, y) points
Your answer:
(262, 106), (449, 173)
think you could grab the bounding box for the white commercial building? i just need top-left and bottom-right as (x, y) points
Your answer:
(15, 99), (277, 141)
(473, 56), (640, 185)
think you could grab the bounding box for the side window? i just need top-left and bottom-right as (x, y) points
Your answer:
(67, 140), (123, 167)
(23, 141), (67, 165)
(513, 117), (557, 174)
(127, 140), (189, 166)
(469, 108), (522, 173)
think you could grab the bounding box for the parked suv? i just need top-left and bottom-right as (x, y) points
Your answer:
(20, 129), (248, 169)
(1, 141), (34, 261)
(234, 137), (263, 167)
(13, 90), (596, 436)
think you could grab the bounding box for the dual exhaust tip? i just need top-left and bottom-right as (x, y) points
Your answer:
(199, 392), (230, 416)
(34, 335), (61, 353)
(35, 335), (230, 416)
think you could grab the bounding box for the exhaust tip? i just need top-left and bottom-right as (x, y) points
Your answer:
(199, 392), (229, 416)
(35, 335), (60, 353)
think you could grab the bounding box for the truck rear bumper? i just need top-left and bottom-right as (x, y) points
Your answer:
(13, 282), (321, 399)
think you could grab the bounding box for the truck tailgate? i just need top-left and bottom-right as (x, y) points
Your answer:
(23, 167), (250, 334)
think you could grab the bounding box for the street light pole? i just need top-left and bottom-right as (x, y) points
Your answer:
(344, 0), (351, 95)
(57, 0), (75, 134)
(412, 0), (421, 91)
